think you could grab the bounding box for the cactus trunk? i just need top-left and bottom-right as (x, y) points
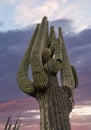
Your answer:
(37, 73), (72, 130)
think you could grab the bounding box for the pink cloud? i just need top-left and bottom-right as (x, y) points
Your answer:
(0, 97), (40, 129)
(0, 97), (39, 114)
(71, 124), (91, 130)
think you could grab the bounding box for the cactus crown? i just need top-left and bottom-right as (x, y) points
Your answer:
(17, 16), (79, 98)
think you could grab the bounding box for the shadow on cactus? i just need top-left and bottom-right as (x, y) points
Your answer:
(17, 16), (79, 130)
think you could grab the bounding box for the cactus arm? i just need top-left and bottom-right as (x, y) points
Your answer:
(31, 16), (48, 89)
(17, 24), (40, 96)
(50, 26), (62, 57)
(44, 27), (62, 75)
(71, 65), (79, 87)
(50, 26), (56, 42)
(50, 37), (62, 75)
(58, 27), (79, 108)
(44, 38), (62, 75)
(58, 27), (75, 90)
(43, 20), (49, 49)
(70, 65), (79, 108)
(54, 37), (62, 63)
(49, 26), (56, 55)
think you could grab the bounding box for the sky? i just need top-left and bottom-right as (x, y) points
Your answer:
(0, 0), (91, 130)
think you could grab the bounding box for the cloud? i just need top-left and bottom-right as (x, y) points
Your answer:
(21, 115), (40, 120)
(0, 97), (38, 113)
(0, 21), (3, 26)
(71, 105), (91, 116)
(0, 29), (35, 102)
(14, 0), (60, 27)
(6, 0), (89, 32)
(0, 123), (5, 130)
(0, 97), (39, 126)
(70, 105), (91, 128)
(20, 117), (32, 120)
(24, 109), (40, 113)
(21, 123), (40, 130)
(1, 0), (17, 5)
(1, 0), (91, 32)
(64, 28), (91, 73)
(55, 0), (91, 32)
(25, 124), (39, 128)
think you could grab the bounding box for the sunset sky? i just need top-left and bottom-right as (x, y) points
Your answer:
(0, 0), (91, 130)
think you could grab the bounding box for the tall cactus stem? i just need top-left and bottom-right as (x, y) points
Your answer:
(31, 16), (48, 89)
(59, 27), (75, 90)
(17, 24), (40, 96)
(4, 116), (11, 130)
(49, 26), (56, 55)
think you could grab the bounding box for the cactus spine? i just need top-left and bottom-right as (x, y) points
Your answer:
(17, 16), (79, 130)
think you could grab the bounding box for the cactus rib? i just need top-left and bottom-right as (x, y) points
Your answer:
(17, 24), (40, 96)
(71, 65), (79, 87)
(59, 27), (76, 90)
(31, 16), (48, 89)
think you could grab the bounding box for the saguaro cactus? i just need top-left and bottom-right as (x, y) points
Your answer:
(17, 16), (79, 130)
(4, 116), (11, 130)
(4, 116), (21, 130)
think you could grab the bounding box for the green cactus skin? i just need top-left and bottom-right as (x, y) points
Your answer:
(59, 27), (76, 90)
(37, 74), (72, 130)
(42, 48), (51, 64)
(17, 24), (40, 96)
(44, 57), (62, 75)
(31, 17), (48, 89)
(54, 37), (62, 63)
(59, 27), (79, 108)
(43, 21), (49, 49)
(49, 26), (56, 55)
(71, 65), (79, 87)
(17, 16), (79, 130)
